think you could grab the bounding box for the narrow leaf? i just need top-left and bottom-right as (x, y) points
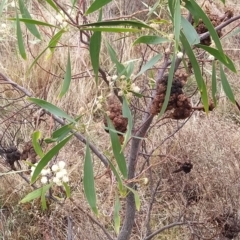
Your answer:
(126, 186), (141, 211)
(63, 182), (71, 198)
(181, 16), (200, 45)
(90, 32), (101, 84)
(196, 44), (236, 72)
(58, 51), (72, 98)
(31, 135), (73, 183)
(20, 184), (52, 203)
(114, 195), (121, 234)
(81, 20), (152, 29)
(158, 55), (175, 117)
(45, 0), (59, 11)
(84, 142), (98, 215)
(48, 28), (65, 52)
(220, 64), (235, 103)
(180, 32), (209, 112)
(184, 0), (223, 53)
(135, 54), (162, 78)
(106, 117), (128, 179)
(173, 0), (181, 49)
(32, 131), (44, 158)
(8, 18), (56, 27)
(85, 0), (112, 15)
(28, 98), (76, 123)
(121, 96), (132, 150)
(16, 12), (27, 59)
(133, 36), (169, 45)
(211, 61), (217, 106)
(82, 27), (140, 32)
(19, 0), (41, 39)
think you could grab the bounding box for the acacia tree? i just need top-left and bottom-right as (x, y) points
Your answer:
(1, 0), (240, 239)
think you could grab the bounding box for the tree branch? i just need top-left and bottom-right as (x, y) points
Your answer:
(200, 14), (240, 41)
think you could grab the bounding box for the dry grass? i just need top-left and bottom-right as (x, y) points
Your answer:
(1, 0), (240, 239)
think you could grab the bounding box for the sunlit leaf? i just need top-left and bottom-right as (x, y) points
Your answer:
(85, 0), (112, 15)
(48, 28), (65, 52)
(31, 135), (73, 183)
(84, 142), (98, 215)
(58, 51), (72, 98)
(173, 0), (181, 49)
(19, 0), (41, 39)
(16, 12), (26, 59)
(106, 117), (128, 179)
(114, 195), (121, 234)
(20, 183), (52, 203)
(135, 54), (162, 78)
(133, 36), (169, 45)
(32, 131), (44, 158)
(220, 64), (235, 103)
(28, 98), (76, 123)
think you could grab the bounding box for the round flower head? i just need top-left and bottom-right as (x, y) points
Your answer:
(112, 75), (118, 81)
(177, 52), (183, 59)
(62, 175), (69, 183)
(58, 161), (66, 169)
(41, 168), (50, 176)
(52, 164), (59, 172)
(41, 176), (48, 184)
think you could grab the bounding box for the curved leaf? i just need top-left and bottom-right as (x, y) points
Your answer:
(106, 117), (128, 179)
(136, 54), (162, 78)
(211, 61), (217, 106)
(31, 135), (73, 183)
(126, 186), (141, 211)
(183, 0), (223, 53)
(181, 16), (200, 45)
(196, 44), (236, 72)
(180, 32), (209, 112)
(32, 131), (44, 158)
(82, 27), (140, 32)
(114, 195), (121, 234)
(84, 142), (98, 215)
(58, 51), (72, 98)
(220, 64), (235, 103)
(27, 98), (76, 123)
(158, 54), (175, 117)
(81, 20), (152, 29)
(85, 0), (112, 15)
(133, 36), (169, 45)
(121, 96), (132, 150)
(20, 183), (52, 203)
(16, 12), (26, 59)
(9, 18), (56, 27)
(90, 32), (101, 84)
(19, 0), (41, 39)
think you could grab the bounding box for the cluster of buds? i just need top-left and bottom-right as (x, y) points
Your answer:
(107, 74), (140, 100)
(31, 161), (69, 186)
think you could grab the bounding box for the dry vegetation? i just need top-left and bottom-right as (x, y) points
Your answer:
(1, 0), (240, 239)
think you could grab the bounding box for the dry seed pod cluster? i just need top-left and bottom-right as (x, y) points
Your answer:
(151, 71), (192, 119)
(104, 94), (128, 143)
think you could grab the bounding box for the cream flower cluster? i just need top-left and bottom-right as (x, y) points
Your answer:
(30, 161), (69, 186)
(107, 74), (140, 99)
